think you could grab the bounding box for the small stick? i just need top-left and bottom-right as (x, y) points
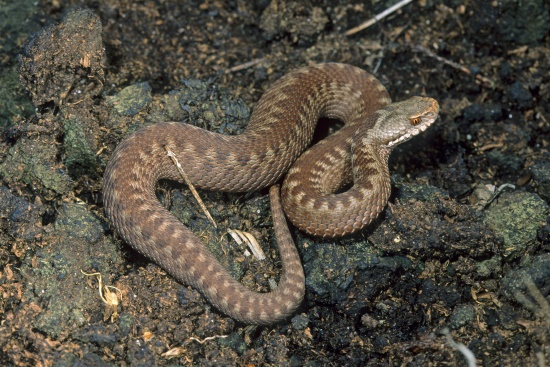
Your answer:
(227, 58), (266, 73)
(165, 147), (217, 228)
(162, 336), (229, 358)
(414, 45), (495, 88)
(345, 0), (414, 36)
(515, 272), (550, 319)
(189, 335), (228, 344)
(441, 328), (477, 367)
(484, 183), (515, 208)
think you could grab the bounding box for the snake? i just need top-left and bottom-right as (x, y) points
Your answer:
(102, 63), (439, 325)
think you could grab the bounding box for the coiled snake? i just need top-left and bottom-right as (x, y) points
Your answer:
(103, 63), (439, 324)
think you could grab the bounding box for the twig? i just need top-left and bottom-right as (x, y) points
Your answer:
(165, 147), (217, 228)
(514, 272), (550, 319)
(414, 45), (495, 88)
(345, 0), (414, 36)
(484, 183), (515, 208)
(227, 58), (266, 73)
(513, 273), (550, 367)
(441, 328), (477, 367)
(189, 335), (228, 344)
(162, 336), (229, 359)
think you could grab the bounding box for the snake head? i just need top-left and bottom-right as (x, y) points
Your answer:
(367, 96), (439, 149)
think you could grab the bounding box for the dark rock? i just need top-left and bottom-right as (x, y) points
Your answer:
(468, 0), (549, 50)
(20, 201), (119, 339)
(117, 313), (134, 339)
(449, 304), (475, 329)
(0, 0), (44, 130)
(290, 355), (304, 367)
(71, 352), (114, 367)
(530, 159), (550, 202)
(508, 81), (534, 110)
(174, 78), (250, 134)
(54, 203), (106, 242)
(217, 332), (247, 355)
(497, 0), (550, 45)
(500, 253), (550, 301)
(439, 286), (462, 308)
(259, 1), (328, 46)
(0, 65), (35, 129)
(0, 137), (73, 195)
(372, 334), (389, 349)
(416, 279), (438, 305)
(264, 333), (291, 365)
(73, 324), (117, 347)
(497, 304), (524, 331)
(302, 239), (398, 312)
(394, 182), (448, 203)
(0, 186), (43, 240)
(484, 308), (501, 327)
(63, 112), (99, 175)
(462, 103), (503, 123)
(499, 61), (512, 82)
(538, 217), (550, 251)
(486, 150), (525, 176)
(291, 314), (309, 330)
(434, 149), (473, 198)
(127, 338), (156, 367)
(18, 9), (105, 106)
(376, 184), (496, 259)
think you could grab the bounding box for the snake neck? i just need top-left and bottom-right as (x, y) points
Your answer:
(352, 144), (390, 181)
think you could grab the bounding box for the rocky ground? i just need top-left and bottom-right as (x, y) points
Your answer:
(0, 1), (549, 366)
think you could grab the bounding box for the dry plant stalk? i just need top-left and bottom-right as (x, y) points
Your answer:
(166, 147), (217, 228)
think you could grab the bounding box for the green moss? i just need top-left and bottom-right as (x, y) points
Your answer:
(484, 192), (548, 259)
(108, 82), (152, 116)
(63, 116), (98, 175)
(0, 66), (34, 127)
(476, 256), (502, 278)
(0, 0), (40, 127)
(395, 182), (448, 203)
(22, 203), (119, 339)
(54, 203), (105, 242)
(0, 137), (72, 194)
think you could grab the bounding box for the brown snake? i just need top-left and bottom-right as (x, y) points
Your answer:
(103, 63), (439, 324)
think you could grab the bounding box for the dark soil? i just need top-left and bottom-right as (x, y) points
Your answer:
(1, 1), (549, 366)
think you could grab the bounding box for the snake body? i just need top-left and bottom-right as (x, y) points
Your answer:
(103, 63), (439, 324)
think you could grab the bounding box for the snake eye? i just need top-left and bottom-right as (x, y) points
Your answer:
(410, 117), (421, 126)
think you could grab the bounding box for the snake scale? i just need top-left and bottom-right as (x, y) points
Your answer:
(103, 63), (439, 324)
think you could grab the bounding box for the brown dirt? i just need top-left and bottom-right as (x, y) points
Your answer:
(1, 1), (549, 366)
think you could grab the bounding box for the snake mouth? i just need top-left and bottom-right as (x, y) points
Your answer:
(386, 118), (436, 148)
